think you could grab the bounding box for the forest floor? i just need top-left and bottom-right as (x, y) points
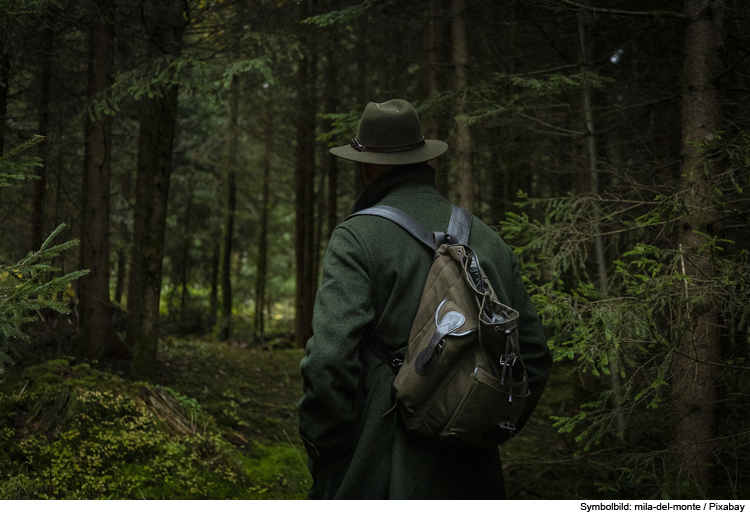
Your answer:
(0, 326), (598, 500)
(0, 334), (311, 499)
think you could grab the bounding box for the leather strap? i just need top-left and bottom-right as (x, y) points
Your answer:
(347, 204), (474, 376)
(347, 205), (472, 251)
(350, 137), (426, 153)
(447, 205), (472, 245)
(362, 331), (403, 373)
(415, 304), (466, 375)
(348, 205), (438, 252)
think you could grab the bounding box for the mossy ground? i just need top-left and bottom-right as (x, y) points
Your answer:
(0, 338), (310, 499)
(0, 334), (637, 500)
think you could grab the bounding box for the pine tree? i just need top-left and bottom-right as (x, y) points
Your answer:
(0, 138), (88, 382)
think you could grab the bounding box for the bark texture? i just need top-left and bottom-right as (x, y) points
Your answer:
(426, 0), (447, 196)
(216, 74), (239, 341)
(31, 25), (53, 252)
(451, 0), (473, 210)
(324, 53), (338, 239)
(576, 2), (623, 436)
(76, 0), (124, 360)
(0, 48), (9, 155)
(294, 21), (317, 348)
(129, 0), (185, 380)
(671, 0), (724, 493)
(254, 107), (272, 337)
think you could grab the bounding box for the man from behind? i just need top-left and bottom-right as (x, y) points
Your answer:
(298, 99), (552, 499)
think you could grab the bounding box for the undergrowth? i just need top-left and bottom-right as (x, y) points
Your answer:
(0, 341), (310, 499)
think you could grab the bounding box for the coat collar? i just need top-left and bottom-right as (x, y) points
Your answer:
(350, 163), (440, 214)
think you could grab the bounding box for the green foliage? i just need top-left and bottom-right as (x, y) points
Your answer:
(111, 57), (275, 105)
(465, 71), (615, 128)
(317, 110), (360, 145)
(0, 0), (57, 24)
(302, 0), (383, 27)
(0, 358), (309, 499)
(0, 140), (89, 383)
(0, 136), (44, 187)
(501, 132), (750, 497)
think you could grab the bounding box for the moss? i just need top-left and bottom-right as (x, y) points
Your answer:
(0, 355), (309, 499)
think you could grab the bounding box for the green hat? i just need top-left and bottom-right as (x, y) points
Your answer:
(329, 99), (448, 165)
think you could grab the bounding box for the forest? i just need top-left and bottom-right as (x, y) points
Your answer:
(0, 0), (749, 500)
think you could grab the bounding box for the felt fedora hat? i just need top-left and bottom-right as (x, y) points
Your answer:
(330, 99), (448, 165)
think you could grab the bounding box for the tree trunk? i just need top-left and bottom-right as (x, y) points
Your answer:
(114, 168), (132, 306)
(488, 127), (505, 226)
(313, 147), (325, 287)
(294, 21), (317, 348)
(129, 0), (185, 380)
(670, 0), (724, 494)
(576, 3), (624, 438)
(209, 236), (220, 319)
(216, 74), (239, 342)
(0, 49), (8, 155)
(324, 53), (338, 239)
(114, 250), (126, 305)
(451, 0), (473, 210)
(179, 191), (192, 319)
(0, 48), (9, 209)
(426, 0), (447, 196)
(255, 107), (272, 338)
(326, 139), (338, 240)
(305, 46), (318, 327)
(31, 25), (53, 252)
(76, 0), (124, 360)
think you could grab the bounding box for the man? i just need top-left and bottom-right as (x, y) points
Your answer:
(297, 99), (552, 499)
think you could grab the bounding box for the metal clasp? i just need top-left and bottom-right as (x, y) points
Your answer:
(499, 354), (517, 368)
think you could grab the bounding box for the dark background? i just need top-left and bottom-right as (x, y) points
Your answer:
(0, 0), (748, 499)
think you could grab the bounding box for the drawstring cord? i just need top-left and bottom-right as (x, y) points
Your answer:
(500, 326), (517, 403)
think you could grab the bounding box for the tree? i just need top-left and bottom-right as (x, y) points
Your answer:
(129, 0), (186, 380)
(30, 22), (53, 252)
(294, 6), (318, 348)
(493, 0), (750, 498)
(76, 0), (124, 360)
(451, 0), (473, 210)
(670, 0), (725, 492)
(255, 104), (273, 337)
(216, 74), (239, 341)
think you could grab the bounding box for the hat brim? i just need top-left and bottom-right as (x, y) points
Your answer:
(329, 139), (448, 165)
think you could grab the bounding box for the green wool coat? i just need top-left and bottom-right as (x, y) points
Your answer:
(297, 164), (552, 499)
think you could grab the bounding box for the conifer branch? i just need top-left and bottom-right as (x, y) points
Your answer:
(549, 0), (688, 20)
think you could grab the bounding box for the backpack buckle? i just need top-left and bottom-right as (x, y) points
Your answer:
(499, 354), (517, 368)
(498, 421), (516, 432)
(391, 358), (404, 370)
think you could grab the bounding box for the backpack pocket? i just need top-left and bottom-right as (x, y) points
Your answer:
(439, 366), (530, 448)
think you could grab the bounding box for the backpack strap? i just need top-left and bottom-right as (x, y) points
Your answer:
(348, 205), (439, 252)
(347, 204), (473, 377)
(347, 204), (472, 250)
(361, 330), (403, 373)
(447, 205), (472, 245)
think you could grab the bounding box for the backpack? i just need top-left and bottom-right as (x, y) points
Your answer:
(348, 204), (530, 448)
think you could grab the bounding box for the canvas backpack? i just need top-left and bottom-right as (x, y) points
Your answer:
(348, 204), (530, 448)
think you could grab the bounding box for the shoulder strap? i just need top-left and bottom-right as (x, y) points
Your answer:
(348, 205), (438, 252)
(347, 204), (473, 251)
(447, 205), (472, 245)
